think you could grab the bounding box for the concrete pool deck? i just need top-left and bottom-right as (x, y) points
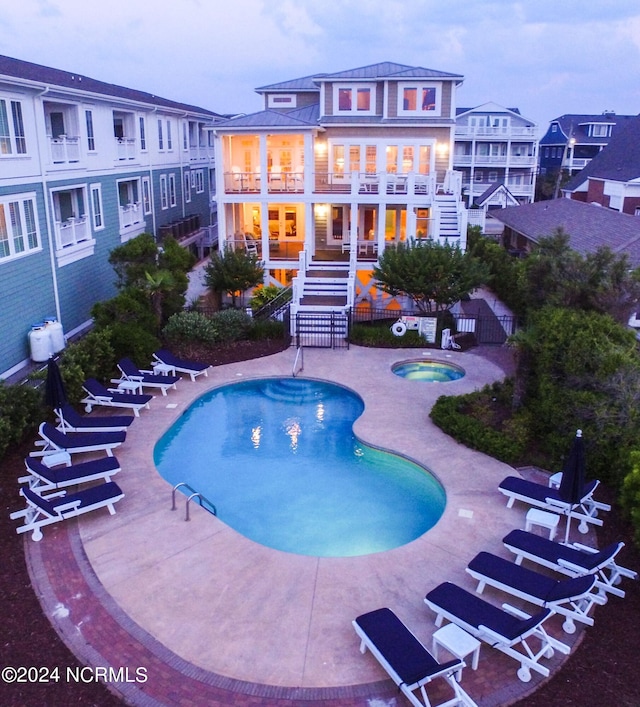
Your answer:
(25, 345), (586, 706)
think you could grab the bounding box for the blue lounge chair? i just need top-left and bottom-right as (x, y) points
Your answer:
(20, 455), (121, 492)
(503, 529), (638, 600)
(498, 475), (610, 533)
(152, 349), (209, 381)
(424, 582), (570, 683)
(56, 404), (134, 432)
(82, 378), (153, 417)
(466, 551), (605, 634)
(353, 607), (477, 707)
(113, 357), (180, 396)
(31, 422), (125, 458)
(10, 481), (124, 541)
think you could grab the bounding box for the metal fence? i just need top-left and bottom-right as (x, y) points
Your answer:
(294, 311), (350, 349)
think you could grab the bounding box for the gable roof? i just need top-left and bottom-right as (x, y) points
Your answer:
(0, 54), (220, 117)
(491, 198), (640, 266)
(456, 103), (523, 118)
(255, 61), (463, 94)
(212, 105), (319, 130)
(540, 112), (636, 146)
(474, 183), (520, 207)
(564, 115), (640, 190)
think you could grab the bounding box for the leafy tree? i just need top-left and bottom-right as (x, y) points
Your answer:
(204, 246), (264, 307)
(373, 239), (490, 313)
(520, 230), (640, 322)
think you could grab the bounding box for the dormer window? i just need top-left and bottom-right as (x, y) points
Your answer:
(397, 83), (440, 116)
(334, 84), (374, 114)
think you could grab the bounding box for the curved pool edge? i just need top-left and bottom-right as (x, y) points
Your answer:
(63, 345), (581, 697)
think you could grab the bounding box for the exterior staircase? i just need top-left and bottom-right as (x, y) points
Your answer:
(290, 259), (352, 346)
(434, 192), (467, 245)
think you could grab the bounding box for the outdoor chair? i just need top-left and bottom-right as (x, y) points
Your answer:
(353, 607), (477, 707)
(424, 581), (570, 683)
(10, 481), (124, 542)
(466, 551), (605, 634)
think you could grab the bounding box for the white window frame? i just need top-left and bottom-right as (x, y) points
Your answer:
(166, 119), (173, 151)
(168, 173), (177, 207)
(184, 171), (191, 203)
(333, 83), (376, 115)
(50, 184), (95, 265)
(142, 176), (152, 214)
(158, 119), (164, 151)
(397, 82), (441, 116)
(0, 97), (27, 156)
(194, 169), (204, 193)
(268, 94), (297, 109)
(182, 121), (188, 151)
(0, 192), (41, 262)
(90, 183), (104, 230)
(139, 116), (147, 151)
(160, 174), (168, 209)
(85, 110), (95, 152)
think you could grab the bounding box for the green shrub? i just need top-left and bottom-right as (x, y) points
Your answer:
(58, 329), (116, 403)
(430, 383), (527, 464)
(0, 381), (43, 459)
(248, 318), (285, 340)
(620, 451), (640, 547)
(350, 322), (432, 348)
(107, 322), (160, 365)
(249, 284), (285, 312)
(162, 311), (220, 346)
(210, 309), (253, 343)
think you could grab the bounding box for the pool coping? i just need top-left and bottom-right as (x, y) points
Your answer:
(23, 345), (585, 706)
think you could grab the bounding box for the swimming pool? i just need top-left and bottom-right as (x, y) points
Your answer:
(392, 359), (465, 382)
(154, 378), (445, 557)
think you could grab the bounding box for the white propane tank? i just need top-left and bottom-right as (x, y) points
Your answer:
(29, 323), (52, 362)
(45, 317), (65, 353)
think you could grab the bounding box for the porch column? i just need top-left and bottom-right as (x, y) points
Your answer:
(349, 200), (358, 250)
(218, 205), (228, 250)
(304, 201), (313, 254)
(407, 206), (417, 241)
(259, 135), (268, 196)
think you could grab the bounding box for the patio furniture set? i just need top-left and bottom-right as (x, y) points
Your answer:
(10, 350), (210, 542)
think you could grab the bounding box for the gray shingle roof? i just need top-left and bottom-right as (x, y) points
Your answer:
(491, 198), (640, 266)
(213, 107), (318, 130)
(564, 115), (640, 190)
(255, 62), (463, 94)
(539, 113), (636, 146)
(0, 54), (220, 117)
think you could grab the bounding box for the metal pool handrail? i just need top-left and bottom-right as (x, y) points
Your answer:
(292, 345), (304, 377)
(171, 482), (217, 520)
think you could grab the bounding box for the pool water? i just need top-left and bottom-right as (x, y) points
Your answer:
(392, 359), (465, 382)
(154, 378), (445, 557)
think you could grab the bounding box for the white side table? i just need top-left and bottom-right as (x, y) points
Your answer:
(525, 508), (560, 540)
(153, 362), (176, 376)
(41, 451), (72, 468)
(116, 380), (143, 394)
(432, 623), (481, 681)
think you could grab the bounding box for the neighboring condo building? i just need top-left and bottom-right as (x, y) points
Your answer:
(538, 111), (636, 178)
(0, 55), (222, 379)
(212, 61), (468, 315)
(453, 103), (538, 208)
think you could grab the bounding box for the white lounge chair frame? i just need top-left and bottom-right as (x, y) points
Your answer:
(498, 476), (610, 533)
(10, 482), (124, 541)
(19, 455), (121, 492)
(503, 531), (638, 600)
(352, 608), (477, 707)
(30, 422), (124, 458)
(112, 358), (179, 396)
(466, 552), (606, 634)
(425, 583), (570, 683)
(152, 350), (209, 382)
(81, 378), (152, 417)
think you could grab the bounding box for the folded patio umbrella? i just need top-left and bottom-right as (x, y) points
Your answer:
(558, 429), (586, 542)
(44, 356), (68, 414)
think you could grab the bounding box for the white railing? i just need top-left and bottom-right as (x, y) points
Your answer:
(454, 154), (536, 167)
(49, 136), (80, 164)
(55, 216), (89, 248)
(455, 126), (537, 138)
(189, 145), (215, 162)
(119, 203), (143, 229)
(115, 137), (136, 161)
